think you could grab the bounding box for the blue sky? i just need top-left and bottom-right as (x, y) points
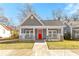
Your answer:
(0, 3), (79, 26)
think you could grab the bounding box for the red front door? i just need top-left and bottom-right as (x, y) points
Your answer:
(38, 33), (42, 39)
(38, 29), (42, 40)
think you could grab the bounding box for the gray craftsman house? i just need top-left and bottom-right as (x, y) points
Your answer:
(19, 11), (64, 41)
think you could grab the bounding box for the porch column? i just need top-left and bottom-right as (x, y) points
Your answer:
(71, 26), (72, 39)
(61, 26), (63, 40)
(61, 26), (63, 36)
(19, 27), (23, 39)
(33, 28), (35, 40)
(19, 27), (21, 35)
(46, 28), (48, 40)
(47, 28), (48, 36)
(58, 29), (60, 40)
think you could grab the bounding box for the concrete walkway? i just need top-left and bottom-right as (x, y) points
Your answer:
(32, 42), (49, 56)
(48, 50), (79, 56)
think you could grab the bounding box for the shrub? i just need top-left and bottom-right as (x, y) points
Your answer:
(11, 30), (19, 39)
(11, 34), (19, 39)
(64, 32), (71, 40)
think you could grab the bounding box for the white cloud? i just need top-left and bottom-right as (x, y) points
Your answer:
(64, 4), (79, 16)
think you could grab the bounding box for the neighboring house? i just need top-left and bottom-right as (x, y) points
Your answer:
(0, 24), (12, 38)
(70, 20), (79, 39)
(19, 12), (64, 41)
(63, 20), (79, 39)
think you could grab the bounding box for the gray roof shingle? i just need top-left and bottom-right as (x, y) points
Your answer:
(41, 20), (63, 26)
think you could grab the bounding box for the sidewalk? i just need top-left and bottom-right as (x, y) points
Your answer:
(0, 50), (13, 56)
(0, 49), (32, 56)
(48, 49), (79, 56)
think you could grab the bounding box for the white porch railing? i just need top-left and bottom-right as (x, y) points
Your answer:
(19, 33), (34, 40)
(46, 33), (61, 41)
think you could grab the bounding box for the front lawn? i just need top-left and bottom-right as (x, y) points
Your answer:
(0, 40), (34, 49)
(47, 40), (79, 49)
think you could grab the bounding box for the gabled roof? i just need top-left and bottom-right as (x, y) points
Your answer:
(21, 12), (44, 26)
(20, 10), (63, 26)
(3, 26), (13, 30)
(70, 20), (79, 26)
(0, 24), (13, 31)
(63, 20), (79, 26)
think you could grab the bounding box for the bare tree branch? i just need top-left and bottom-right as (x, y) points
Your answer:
(52, 9), (65, 20)
(17, 3), (34, 23)
(71, 9), (79, 21)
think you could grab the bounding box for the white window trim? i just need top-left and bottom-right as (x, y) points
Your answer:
(26, 30), (33, 37)
(48, 30), (57, 38)
(75, 32), (79, 38)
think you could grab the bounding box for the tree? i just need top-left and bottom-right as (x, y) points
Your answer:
(71, 9), (79, 21)
(17, 4), (33, 22)
(52, 9), (65, 20)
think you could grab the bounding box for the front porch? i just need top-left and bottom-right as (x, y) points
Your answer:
(19, 26), (63, 41)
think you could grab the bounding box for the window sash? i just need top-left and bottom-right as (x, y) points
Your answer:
(25, 30), (33, 38)
(75, 32), (79, 38)
(48, 30), (57, 38)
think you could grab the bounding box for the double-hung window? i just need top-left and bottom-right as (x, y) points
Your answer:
(26, 30), (29, 37)
(30, 30), (33, 38)
(75, 31), (79, 38)
(48, 30), (57, 39)
(53, 30), (57, 38)
(25, 30), (33, 38)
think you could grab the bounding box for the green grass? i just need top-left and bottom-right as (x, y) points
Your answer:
(47, 40), (79, 49)
(0, 40), (34, 49)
